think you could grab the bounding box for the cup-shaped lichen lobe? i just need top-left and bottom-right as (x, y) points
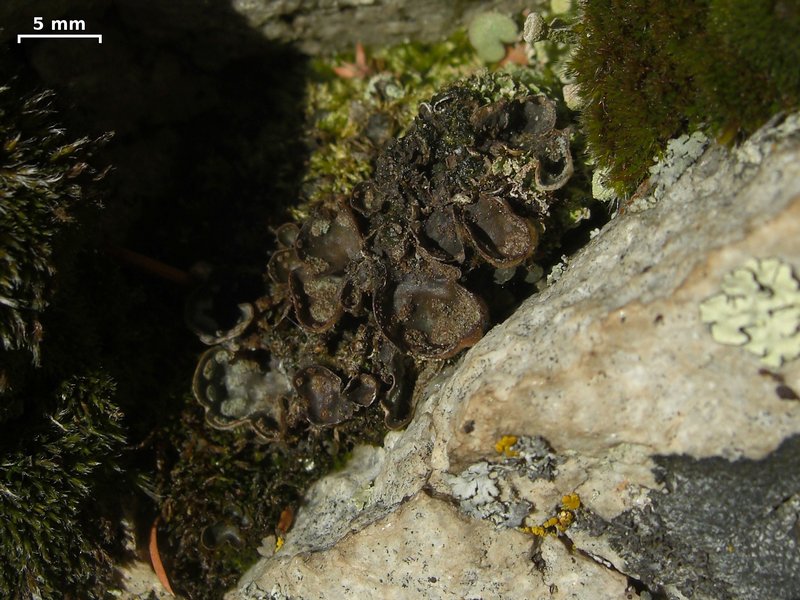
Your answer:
(415, 204), (466, 263)
(283, 201), (367, 333)
(521, 94), (558, 135)
(184, 268), (267, 348)
(344, 373), (379, 408)
(350, 180), (383, 216)
(267, 247), (300, 285)
(274, 222), (300, 249)
(288, 267), (346, 333)
(293, 364), (354, 427)
(193, 346), (290, 437)
(378, 350), (417, 430)
(295, 204), (362, 275)
(395, 277), (488, 359)
(200, 520), (245, 551)
(185, 296), (255, 346)
(374, 260), (489, 360)
(461, 194), (537, 267)
(532, 129), (574, 190)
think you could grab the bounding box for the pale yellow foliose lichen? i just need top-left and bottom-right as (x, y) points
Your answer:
(699, 257), (800, 368)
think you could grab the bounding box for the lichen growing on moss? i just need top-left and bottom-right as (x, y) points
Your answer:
(171, 21), (601, 594)
(192, 71), (586, 441)
(173, 57), (597, 593)
(299, 32), (483, 216)
(569, 0), (800, 195)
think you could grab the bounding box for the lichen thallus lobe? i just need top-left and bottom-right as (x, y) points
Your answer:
(192, 78), (574, 440)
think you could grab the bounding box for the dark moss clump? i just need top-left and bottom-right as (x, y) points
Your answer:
(155, 399), (386, 598)
(0, 83), (135, 599)
(0, 375), (125, 600)
(0, 84), (111, 370)
(570, 0), (800, 195)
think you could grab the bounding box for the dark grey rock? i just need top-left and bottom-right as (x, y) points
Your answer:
(1, 0), (537, 55)
(602, 435), (800, 600)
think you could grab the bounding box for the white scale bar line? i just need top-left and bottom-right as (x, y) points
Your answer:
(18, 34), (102, 43)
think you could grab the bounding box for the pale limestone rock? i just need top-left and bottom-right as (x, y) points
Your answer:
(446, 116), (800, 467)
(113, 560), (174, 599)
(231, 116), (800, 600)
(239, 493), (629, 600)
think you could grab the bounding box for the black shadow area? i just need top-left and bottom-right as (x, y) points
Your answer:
(2, 0), (310, 428)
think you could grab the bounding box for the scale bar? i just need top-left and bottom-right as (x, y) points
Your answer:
(18, 34), (102, 43)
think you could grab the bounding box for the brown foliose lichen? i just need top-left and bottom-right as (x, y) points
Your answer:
(192, 72), (576, 440)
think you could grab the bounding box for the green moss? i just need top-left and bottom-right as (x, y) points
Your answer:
(158, 400), (387, 598)
(699, 0), (800, 135)
(0, 374), (125, 599)
(299, 31), (482, 215)
(570, 0), (800, 195)
(0, 84), (111, 366)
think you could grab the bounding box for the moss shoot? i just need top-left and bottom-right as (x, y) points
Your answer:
(0, 375), (125, 599)
(0, 85), (111, 368)
(570, 0), (800, 195)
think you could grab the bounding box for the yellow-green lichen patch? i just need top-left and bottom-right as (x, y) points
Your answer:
(699, 257), (800, 368)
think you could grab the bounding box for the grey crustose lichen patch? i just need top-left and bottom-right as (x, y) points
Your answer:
(444, 435), (557, 526)
(629, 131), (709, 213)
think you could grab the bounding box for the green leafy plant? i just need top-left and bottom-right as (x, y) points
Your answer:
(468, 12), (519, 63)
